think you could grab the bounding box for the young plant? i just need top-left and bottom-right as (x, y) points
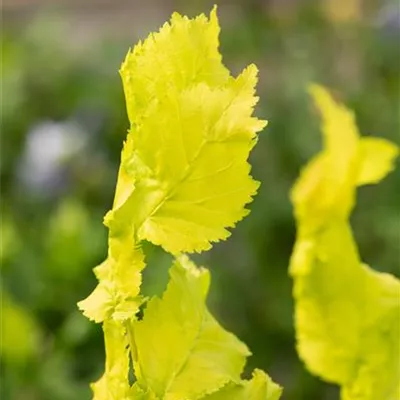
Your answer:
(78, 7), (282, 400)
(290, 84), (400, 400)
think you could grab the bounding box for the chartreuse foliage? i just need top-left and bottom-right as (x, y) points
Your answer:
(78, 7), (282, 400)
(290, 85), (400, 400)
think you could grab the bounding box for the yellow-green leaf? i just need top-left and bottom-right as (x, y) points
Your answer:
(77, 278), (114, 323)
(91, 320), (131, 400)
(120, 6), (229, 126)
(291, 222), (400, 399)
(78, 243), (145, 323)
(201, 369), (282, 400)
(290, 84), (400, 400)
(133, 256), (251, 399)
(341, 267), (400, 400)
(129, 385), (159, 400)
(357, 137), (399, 186)
(304, 84), (360, 222)
(105, 9), (266, 254)
(79, 8), (277, 400)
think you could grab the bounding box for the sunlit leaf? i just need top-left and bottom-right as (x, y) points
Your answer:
(133, 256), (251, 399)
(91, 320), (131, 400)
(290, 84), (400, 400)
(106, 8), (266, 254)
(202, 369), (282, 400)
(79, 8), (276, 400)
(78, 244), (145, 323)
(357, 137), (399, 186)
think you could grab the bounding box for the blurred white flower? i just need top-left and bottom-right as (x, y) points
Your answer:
(17, 119), (89, 195)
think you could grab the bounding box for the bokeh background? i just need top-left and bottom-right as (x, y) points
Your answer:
(1, 0), (399, 399)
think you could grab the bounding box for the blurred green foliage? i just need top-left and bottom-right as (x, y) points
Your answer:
(1, 1), (399, 399)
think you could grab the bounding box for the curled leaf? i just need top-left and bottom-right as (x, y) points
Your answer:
(290, 84), (400, 400)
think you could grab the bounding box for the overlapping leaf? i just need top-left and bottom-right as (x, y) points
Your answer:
(91, 320), (131, 400)
(132, 256), (251, 399)
(105, 8), (266, 254)
(78, 8), (278, 400)
(78, 239), (145, 323)
(202, 369), (282, 400)
(290, 84), (400, 400)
